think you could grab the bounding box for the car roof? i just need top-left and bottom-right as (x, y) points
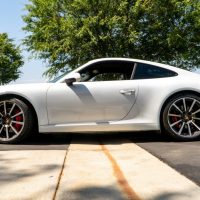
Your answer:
(81, 58), (192, 75)
(58, 57), (199, 82)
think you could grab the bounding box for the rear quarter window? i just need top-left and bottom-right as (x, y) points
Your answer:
(134, 63), (178, 79)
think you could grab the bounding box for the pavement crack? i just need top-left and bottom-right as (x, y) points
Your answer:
(52, 145), (69, 200)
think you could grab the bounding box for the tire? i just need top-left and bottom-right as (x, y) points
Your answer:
(162, 93), (200, 141)
(0, 98), (34, 144)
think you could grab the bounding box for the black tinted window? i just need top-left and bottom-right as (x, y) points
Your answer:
(134, 63), (178, 79)
(79, 60), (135, 81)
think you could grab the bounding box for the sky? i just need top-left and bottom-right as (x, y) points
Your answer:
(0, 0), (46, 83)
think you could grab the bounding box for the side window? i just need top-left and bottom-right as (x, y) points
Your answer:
(79, 60), (135, 81)
(134, 63), (178, 79)
(90, 73), (125, 81)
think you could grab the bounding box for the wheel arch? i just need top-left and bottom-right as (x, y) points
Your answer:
(159, 90), (200, 131)
(0, 93), (39, 132)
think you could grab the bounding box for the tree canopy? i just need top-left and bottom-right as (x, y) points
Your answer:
(0, 33), (24, 85)
(23, 0), (200, 78)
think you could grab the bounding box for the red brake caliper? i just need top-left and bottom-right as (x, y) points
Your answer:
(14, 109), (22, 131)
(172, 116), (180, 128)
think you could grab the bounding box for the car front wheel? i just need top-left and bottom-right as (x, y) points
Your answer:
(0, 98), (33, 144)
(163, 94), (200, 141)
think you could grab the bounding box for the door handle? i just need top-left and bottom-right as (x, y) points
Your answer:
(120, 89), (135, 95)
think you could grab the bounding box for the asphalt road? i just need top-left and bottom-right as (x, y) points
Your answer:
(0, 131), (200, 186)
(129, 132), (200, 186)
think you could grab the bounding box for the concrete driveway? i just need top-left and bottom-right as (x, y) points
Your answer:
(0, 133), (200, 200)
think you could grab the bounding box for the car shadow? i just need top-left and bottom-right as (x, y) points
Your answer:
(1, 131), (198, 151)
(59, 131), (170, 145)
(0, 133), (72, 151)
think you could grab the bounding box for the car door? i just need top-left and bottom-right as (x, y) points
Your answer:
(47, 80), (138, 124)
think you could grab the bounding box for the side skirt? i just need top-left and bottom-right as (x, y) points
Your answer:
(39, 121), (159, 133)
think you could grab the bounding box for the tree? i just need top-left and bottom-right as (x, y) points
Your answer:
(23, 0), (200, 78)
(0, 33), (24, 84)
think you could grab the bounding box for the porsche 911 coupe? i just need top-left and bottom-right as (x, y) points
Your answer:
(1, 58), (200, 143)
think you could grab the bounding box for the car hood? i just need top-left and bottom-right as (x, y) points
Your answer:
(0, 83), (52, 94)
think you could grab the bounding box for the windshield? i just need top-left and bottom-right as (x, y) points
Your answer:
(49, 69), (73, 83)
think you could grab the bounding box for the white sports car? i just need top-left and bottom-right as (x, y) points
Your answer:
(0, 58), (200, 143)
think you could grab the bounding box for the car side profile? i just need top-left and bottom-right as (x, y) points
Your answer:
(0, 58), (200, 143)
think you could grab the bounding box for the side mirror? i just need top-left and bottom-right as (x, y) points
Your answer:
(65, 73), (81, 86)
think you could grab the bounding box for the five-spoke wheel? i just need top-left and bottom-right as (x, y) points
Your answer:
(0, 98), (33, 143)
(163, 94), (200, 140)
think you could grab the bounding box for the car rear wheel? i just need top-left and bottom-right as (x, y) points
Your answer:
(163, 94), (200, 141)
(0, 98), (33, 144)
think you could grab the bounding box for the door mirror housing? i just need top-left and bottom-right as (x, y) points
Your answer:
(65, 73), (81, 86)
